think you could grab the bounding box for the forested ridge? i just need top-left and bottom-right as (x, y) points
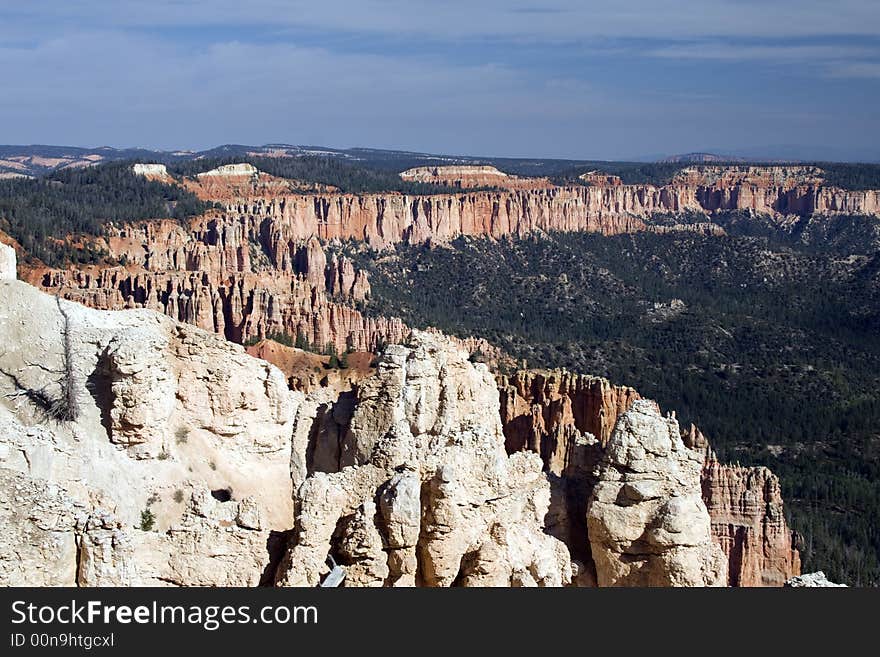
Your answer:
(351, 226), (880, 585)
(169, 156), (492, 195)
(0, 162), (212, 266)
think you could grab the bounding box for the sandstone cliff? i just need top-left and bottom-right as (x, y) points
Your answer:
(277, 332), (571, 587)
(207, 167), (879, 249)
(29, 218), (403, 354)
(700, 458), (802, 586)
(29, 164), (880, 359)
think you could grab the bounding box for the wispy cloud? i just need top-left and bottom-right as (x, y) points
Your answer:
(828, 62), (880, 78)
(647, 42), (878, 63)
(4, 1), (880, 40)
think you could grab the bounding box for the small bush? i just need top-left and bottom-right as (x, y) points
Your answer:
(139, 509), (155, 531)
(175, 427), (189, 444)
(173, 489), (185, 504)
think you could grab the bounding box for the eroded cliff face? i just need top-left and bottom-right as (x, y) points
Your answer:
(0, 273), (800, 587)
(499, 369), (641, 469)
(700, 459), (802, 586)
(0, 278), (300, 586)
(277, 332), (571, 587)
(29, 217), (401, 354)
(207, 167), (879, 249)
(29, 164), (880, 359)
(586, 400), (728, 587)
(497, 369), (801, 586)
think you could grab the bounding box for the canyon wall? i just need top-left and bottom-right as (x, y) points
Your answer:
(216, 177), (879, 249)
(31, 164), (880, 356)
(30, 217), (405, 354)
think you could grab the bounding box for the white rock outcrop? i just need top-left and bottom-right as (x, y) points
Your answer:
(197, 163), (258, 177)
(587, 400), (728, 586)
(1, 277), (810, 587)
(276, 332), (572, 587)
(0, 243), (15, 281)
(785, 571), (846, 587)
(131, 163), (169, 178)
(0, 280), (301, 585)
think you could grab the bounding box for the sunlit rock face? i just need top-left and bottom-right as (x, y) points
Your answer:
(586, 400), (728, 587)
(277, 331), (572, 587)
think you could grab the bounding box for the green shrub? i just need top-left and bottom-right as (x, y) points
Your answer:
(139, 509), (155, 531)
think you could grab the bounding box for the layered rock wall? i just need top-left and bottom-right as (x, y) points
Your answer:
(30, 165), (880, 356)
(701, 460), (802, 586)
(31, 218), (401, 353)
(218, 181), (879, 249)
(277, 332), (572, 587)
(0, 278), (802, 587)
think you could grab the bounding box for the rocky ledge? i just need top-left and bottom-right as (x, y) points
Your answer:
(0, 275), (804, 586)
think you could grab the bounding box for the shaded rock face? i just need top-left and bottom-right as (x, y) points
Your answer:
(0, 279), (300, 586)
(498, 371), (801, 586)
(586, 401), (728, 587)
(499, 370), (641, 471)
(277, 331), (572, 587)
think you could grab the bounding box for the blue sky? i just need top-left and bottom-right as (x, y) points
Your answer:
(0, 1), (878, 160)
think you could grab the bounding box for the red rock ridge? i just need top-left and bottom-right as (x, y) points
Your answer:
(211, 181), (879, 250)
(684, 424), (802, 586)
(27, 215), (406, 354)
(498, 369), (641, 475)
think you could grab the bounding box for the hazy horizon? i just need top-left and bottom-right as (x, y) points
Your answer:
(3, 141), (878, 165)
(2, 1), (879, 161)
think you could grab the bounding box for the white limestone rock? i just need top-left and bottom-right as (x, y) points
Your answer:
(0, 243), (15, 281)
(785, 571), (846, 587)
(276, 331), (572, 587)
(0, 279), (301, 586)
(587, 400), (728, 587)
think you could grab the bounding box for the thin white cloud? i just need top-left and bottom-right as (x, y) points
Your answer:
(828, 62), (880, 78)
(647, 43), (878, 63)
(4, 1), (880, 40)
